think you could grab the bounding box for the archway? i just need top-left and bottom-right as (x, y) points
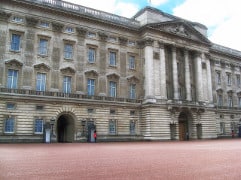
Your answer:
(178, 112), (189, 141)
(57, 114), (75, 143)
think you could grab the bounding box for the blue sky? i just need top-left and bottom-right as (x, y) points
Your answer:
(65, 0), (241, 51)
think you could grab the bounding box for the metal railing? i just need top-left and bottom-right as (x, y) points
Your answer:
(0, 88), (142, 103)
(16, 0), (140, 28)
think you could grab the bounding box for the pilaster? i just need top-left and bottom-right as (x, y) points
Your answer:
(184, 49), (191, 101)
(195, 52), (204, 102)
(172, 46), (179, 99)
(159, 42), (167, 99)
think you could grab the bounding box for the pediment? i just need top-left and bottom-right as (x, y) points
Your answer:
(60, 67), (76, 74)
(107, 73), (120, 80)
(85, 70), (98, 77)
(148, 20), (210, 44)
(34, 63), (50, 71)
(5, 59), (23, 68)
(127, 75), (139, 83)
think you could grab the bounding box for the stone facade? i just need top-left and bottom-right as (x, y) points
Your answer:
(0, 0), (241, 143)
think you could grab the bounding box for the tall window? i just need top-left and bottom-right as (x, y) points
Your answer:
(64, 44), (73, 59)
(87, 79), (95, 96)
(38, 39), (48, 55)
(239, 97), (241, 108)
(227, 73), (232, 86)
(130, 84), (136, 99)
(237, 75), (240, 87)
(129, 55), (135, 69)
(63, 76), (71, 93)
(35, 119), (43, 134)
(109, 51), (116, 66)
(36, 73), (46, 91)
(88, 48), (96, 63)
(216, 71), (221, 85)
(7, 69), (18, 89)
(11, 34), (21, 51)
(217, 94), (223, 107)
(228, 95), (233, 108)
(109, 81), (117, 97)
(220, 122), (225, 134)
(130, 121), (135, 135)
(5, 117), (14, 133)
(109, 120), (116, 134)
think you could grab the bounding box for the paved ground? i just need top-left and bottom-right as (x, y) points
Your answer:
(0, 139), (241, 180)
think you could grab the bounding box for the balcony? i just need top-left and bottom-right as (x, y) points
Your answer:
(17, 0), (140, 28)
(0, 88), (142, 104)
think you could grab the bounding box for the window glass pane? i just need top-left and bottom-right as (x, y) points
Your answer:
(88, 48), (95, 63)
(109, 81), (117, 97)
(39, 39), (48, 55)
(35, 119), (43, 133)
(130, 121), (135, 134)
(109, 52), (116, 66)
(109, 120), (116, 134)
(7, 69), (18, 89)
(129, 56), (135, 69)
(130, 84), (136, 99)
(63, 76), (71, 93)
(11, 34), (20, 51)
(5, 118), (14, 133)
(7, 103), (15, 109)
(36, 73), (46, 91)
(87, 79), (95, 96)
(64, 44), (73, 59)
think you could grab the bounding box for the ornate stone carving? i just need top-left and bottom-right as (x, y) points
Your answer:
(144, 38), (154, 47)
(119, 37), (128, 46)
(0, 10), (11, 21)
(98, 32), (108, 41)
(60, 67), (76, 74)
(76, 27), (87, 37)
(34, 63), (50, 71)
(5, 59), (23, 68)
(25, 17), (38, 27)
(107, 73), (120, 81)
(52, 22), (64, 32)
(170, 25), (190, 37)
(127, 76), (139, 83)
(84, 70), (98, 77)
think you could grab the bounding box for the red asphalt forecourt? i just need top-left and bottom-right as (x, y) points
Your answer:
(1, 139), (241, 180)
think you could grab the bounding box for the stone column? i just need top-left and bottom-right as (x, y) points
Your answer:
(206, 55), (213, 103)
(195, 52), (203, 102)
(144, 38), (154, 99)
(172, 46), (179, 99)
(159, 42), (167, 99)
(184, 49), (191, 101)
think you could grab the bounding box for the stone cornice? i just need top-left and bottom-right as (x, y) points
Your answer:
(5, 59), (23, 68)
(60, 67), (76, 74)
(98, 32), (108, 41)
(34, 63), (50, 71)
(119, 37), (128, 46)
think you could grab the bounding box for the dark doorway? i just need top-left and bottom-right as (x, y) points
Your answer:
(178, 112), (189, 141)
(57, 114), (74, 143)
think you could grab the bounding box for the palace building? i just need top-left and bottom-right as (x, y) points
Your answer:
(1, 0), (241, 143)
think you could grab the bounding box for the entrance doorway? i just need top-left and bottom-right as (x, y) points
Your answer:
(57, 114), (75, 143)
(178, 112), (189, 141)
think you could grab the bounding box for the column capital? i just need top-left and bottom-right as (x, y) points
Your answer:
(158, 41), (165, 49)
(144, 38), (154, 47)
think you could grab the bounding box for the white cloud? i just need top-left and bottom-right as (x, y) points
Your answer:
(173, 0), (241, 51)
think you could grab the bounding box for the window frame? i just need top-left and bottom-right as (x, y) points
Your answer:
(64, 43), (74, 60)
(34, 119), (44, 134)
(36, 72), (46, 91)
(109, 51), (117, 67)
(109, 81), (117, 97)
(227, 73), (232, 86)
(129, 55), (135, 70)
(216, 71), (221, 85)
(88, 47), (96, 63)
(63, 76), (72, 93)
(38, 38), (48, 56)
(129, 83), (136, 99)
(10, 33), (21, 52)
(4, 117), (15, 134)
(87, 78), (95, 96)
(130, 120), (136, 135)
(7, 69), (18, 89)
(109, 119), (117, 135)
